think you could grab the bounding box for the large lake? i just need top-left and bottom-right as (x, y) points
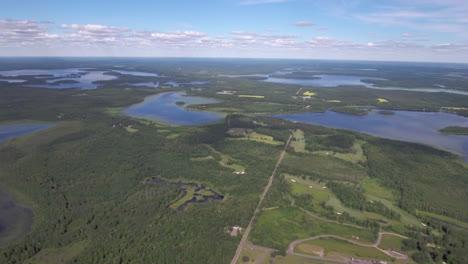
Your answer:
(0, 122), (55, 247)
(0, 68), (163, 90)
(229, 72), (468, 96)
(122, 92), (222, 125)
(277, 110), (468, 161)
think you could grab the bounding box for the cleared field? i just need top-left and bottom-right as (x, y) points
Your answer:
(166, 133), (180, 139)
(325, 196), (367, 220)
(361, 177), (395, 201)
(283, 174), (367, 219)
(281, 153), (367, 183)
(239, 95), (265, 99)
(379, 234), (407, 251)
(367, 194), (420, 227)
(250, 207), (376, 250)
(190, 155), (215, 161)
(283, 174), (330, 204)
(236, 247), (266, 264)
(229, 131), (283, 146)
(206, 145), (246, 171)
(312, 140), (366, 164)
(125, 127), (138, 133)
(297, 238), (392, 261)
(290, 129), (306, 152)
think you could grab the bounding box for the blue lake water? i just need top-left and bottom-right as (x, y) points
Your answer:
(0, 122), (56, 246)
(111, 70), (161, 77)
(0, 68), (118, 90)
(0, 79), (26, 83)
(24, 71), (117, 90)
(0, 68), (85, 77)
(229, 72), (468, 96)
(0, 123), (56, 143)
(277, 110), (468, 161)
(263, 74), (384, 88)
(164, 81), (209, 87)
(127, 82), (159, 88)
(122, 92), (222, 125)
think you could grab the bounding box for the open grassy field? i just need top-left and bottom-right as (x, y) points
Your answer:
(361, 177), (396, 202)
(378, 234), (407, 251)
(281, 153), (367, 183)
(239, 95), (265, 99)
(290, 129), (306, 152)
(296, 238), (392, 261)
(250, 207), (376, 250)
(206, 145), (246, 171)
(312, 140), (366, 164)
(228, 131), (284, 146)
(236, 247), (266, 264)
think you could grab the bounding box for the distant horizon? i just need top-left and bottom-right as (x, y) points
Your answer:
(2, 0), (468, 63)
(0, 55), (467, 65)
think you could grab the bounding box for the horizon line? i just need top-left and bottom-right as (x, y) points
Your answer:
(0, 56), (467, 65)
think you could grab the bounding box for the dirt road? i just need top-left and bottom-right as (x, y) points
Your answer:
(230, 135), (292, 264)
(287, 232), (409, 260)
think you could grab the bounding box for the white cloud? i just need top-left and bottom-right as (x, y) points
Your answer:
(0, 19), (57, 47)
(1, 19), (468, 62)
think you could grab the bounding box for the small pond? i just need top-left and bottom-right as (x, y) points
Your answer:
(148, 177), (223, 210)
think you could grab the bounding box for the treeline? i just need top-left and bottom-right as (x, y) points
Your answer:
(403, 220), (468, 264)
(364, 138), (468, 222)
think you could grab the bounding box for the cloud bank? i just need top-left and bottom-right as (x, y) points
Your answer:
(1, 19), (467, 62)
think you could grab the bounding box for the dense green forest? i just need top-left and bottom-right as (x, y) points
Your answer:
(1, 58), (468, 264)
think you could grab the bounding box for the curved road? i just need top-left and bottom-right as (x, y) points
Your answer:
(287, 232), (409, 260)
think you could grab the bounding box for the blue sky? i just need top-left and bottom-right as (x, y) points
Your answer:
(1, 0), (468, 62)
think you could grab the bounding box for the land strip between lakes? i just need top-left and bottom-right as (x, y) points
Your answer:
(230, 134), (292, 264)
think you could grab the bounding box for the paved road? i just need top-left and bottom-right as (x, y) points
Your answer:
(230, 135), (292, 264)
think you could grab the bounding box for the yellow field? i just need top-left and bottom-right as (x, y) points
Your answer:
(239, 95), (265, 98)
(326, 100), (341, 103)
(441, 106), (468, 111)
(377, 98), (389, 103)
(303, 91), (317, 96)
